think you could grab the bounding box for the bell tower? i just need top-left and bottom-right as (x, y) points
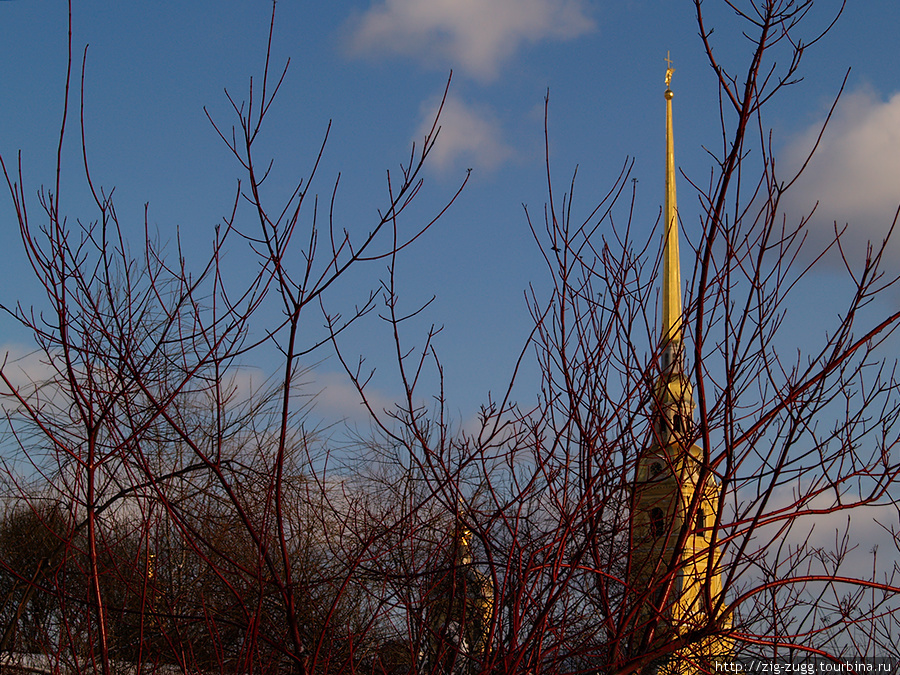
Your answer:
(628, 55), (730, 671)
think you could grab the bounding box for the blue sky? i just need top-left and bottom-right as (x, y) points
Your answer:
(1, 0), (900, 430)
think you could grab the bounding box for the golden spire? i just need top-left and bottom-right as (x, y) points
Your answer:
(662, 52), (681, 365)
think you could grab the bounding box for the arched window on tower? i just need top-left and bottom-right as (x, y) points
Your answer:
(696, 508), (707, 538)
(650, 508), (665, 537)
(650, 462), (662, 478)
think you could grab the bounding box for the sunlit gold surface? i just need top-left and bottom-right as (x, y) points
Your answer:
(627, 56), (732, 671)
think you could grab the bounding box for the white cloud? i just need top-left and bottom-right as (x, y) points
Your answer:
(734, 481), (899, 577)
(308, 370), (395, 423)
(346, 0), (595, 80)
(780, 88), (900, 265)
(417, 93), (513, 172)
(0, 345), (54, 396)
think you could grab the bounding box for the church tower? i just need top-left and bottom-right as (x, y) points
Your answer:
(422, 517), (494, 674)
(627, 57), (730, 671)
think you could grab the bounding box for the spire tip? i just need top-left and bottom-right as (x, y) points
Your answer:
(665, 51), (675, 90)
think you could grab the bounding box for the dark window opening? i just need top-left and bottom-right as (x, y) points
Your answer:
(696, 509), (707, 538)
(650, 508), (665, 537)
(650, 462), (663, 477)
(673, 414), (683, 433)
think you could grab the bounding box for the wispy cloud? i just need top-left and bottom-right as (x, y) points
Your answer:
(744, 482), (898, 576)
(417, 92), (513, 173)
(780, 88), (900, 265)
(0, 345), (55, 402)
(308, 370), (394, 423)
(346, 0), (594, 81)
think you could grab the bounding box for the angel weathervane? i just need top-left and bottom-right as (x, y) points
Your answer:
(665, 51), (675, 88)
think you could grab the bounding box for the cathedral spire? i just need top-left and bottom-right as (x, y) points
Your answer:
(662, 52), (682, 369)
(627, 58), (732, 667)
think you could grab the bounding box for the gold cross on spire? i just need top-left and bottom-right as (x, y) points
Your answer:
(665, 51), (675, 88)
